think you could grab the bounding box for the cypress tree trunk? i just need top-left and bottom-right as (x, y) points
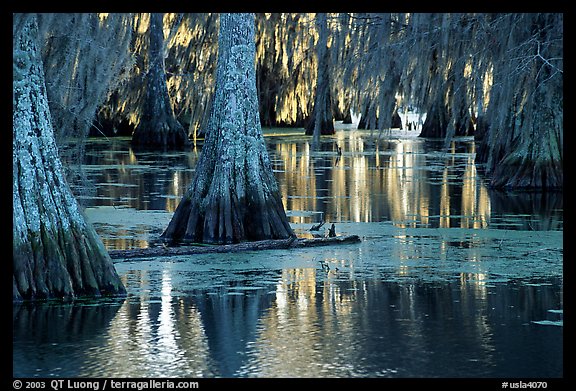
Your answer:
(305, 13), (335, 140)
(486, 84), (562, 189)
(13, 16), (126, 301)
(131, 13), (190, 149)
(357, 101), (378, 130)
(476, 14), (562, 190)
(391, 110), (402, 129)
(336, 99), (353, 124)
(419, 99), (449, 138)
(161, 13), (294, 245)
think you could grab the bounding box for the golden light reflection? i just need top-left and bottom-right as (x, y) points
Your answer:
(101, 234), (149, 251)
(272, 131), (491, 229)
(239, 264), (496, 377)
(85, 131), (491, 251)
(439, 166), (451, 227)
(244, 267), (360, 376)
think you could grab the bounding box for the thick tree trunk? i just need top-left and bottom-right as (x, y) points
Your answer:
(131, 13), (190, 149)
(476, 29), (563, 191)
(419, 100), (449, 138)
(335, 99), (353, 124)
(13, 16), (126, 301)
(473, 115), (490, 163)
(391, 110), (402, 129)
(161, 13), (294, 245)
(305, 13), (335, 140)
(453, 105), (475, 137)
(487, 86), (562, 189)
(357, 101), (378, 130)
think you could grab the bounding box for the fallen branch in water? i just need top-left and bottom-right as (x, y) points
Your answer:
(109, 235), (361, 261)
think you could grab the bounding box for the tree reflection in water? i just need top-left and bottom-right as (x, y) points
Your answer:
(74, 129), (561, 250)
(14, 266), (562, 377)
(19, 128), (561, 378)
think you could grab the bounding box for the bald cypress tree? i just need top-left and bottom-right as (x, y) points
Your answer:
(131, 13), (190, 149)
(475, 13), (563, 189)
(13, 14), (126, 301)
(305, 13), (335, 142)
(161, 13), (294, 244)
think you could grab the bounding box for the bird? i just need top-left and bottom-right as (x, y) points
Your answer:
(328, 223), (336, 237)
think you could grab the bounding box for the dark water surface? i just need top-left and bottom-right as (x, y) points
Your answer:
(13, 275), (562, 378)
(14, 128), (563, 378)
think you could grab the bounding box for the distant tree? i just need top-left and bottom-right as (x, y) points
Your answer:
(333, 13), (406, 138)
(131, 13), (190, 149)
(39, 13), (133, 146)
(161, 13), (294, 244)
(305, 13), (335, 142)
(411, 14), (475, 140)
(255, 13), (316, 128)
(337, 12), (562, 189)
(164, 13), (218, 141)
(13, 14), (126, 301)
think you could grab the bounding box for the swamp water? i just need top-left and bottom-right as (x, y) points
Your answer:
(13, 128), (563, 378)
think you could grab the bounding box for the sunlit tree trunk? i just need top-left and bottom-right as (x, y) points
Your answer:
(305, 13), (334, 142)
(419, 49), (474, 140)
(13, 15), (126, 301)
(161, 13), (294, 244)
(131, 13), (190, 149)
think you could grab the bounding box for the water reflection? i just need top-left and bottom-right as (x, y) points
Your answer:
(13, 300), (124, 377)
(68, 138), (199, 212)
(13, 270), (563, 378)
(270, 132), (493, 228)
(15, 129), (562, 378)
(270, 130), (559, 231)
(70, 129), (561, 250)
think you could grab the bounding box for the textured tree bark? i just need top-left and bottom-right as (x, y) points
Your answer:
(475, 29), (563, 191)
(487, 86), (563, 189)
(13, 16), (126, 301)
(305, 13), (335, 140)
(161, 13), (294, 245)
(131, 13), (190, 149)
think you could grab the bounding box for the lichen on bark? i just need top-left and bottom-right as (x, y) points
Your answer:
(161, 13), (294, 245)
(13, 15), (126, 302)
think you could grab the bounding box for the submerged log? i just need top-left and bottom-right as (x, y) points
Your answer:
(109, 235), (361, 260)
